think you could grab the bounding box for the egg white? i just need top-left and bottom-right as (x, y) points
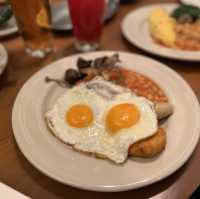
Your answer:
(45, 79), (158, 163)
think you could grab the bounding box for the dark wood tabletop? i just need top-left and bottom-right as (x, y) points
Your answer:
(1, 0), (200, 198)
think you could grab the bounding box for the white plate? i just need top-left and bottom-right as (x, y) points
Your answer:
(12, 51), (200, 192)
(0, 44), (8, 76)
(0, 16), (18, 37)
(122, 3), (200, 61)
(51, 0), (119, 30)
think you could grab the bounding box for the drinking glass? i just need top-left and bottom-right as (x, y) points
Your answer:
(68, 0), (105, 52)
(10, 0), (53, 58)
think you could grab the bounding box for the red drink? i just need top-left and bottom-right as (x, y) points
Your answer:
(68, 0), (105, 51)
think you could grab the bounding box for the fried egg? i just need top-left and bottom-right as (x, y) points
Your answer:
(45, 77), (158, 163)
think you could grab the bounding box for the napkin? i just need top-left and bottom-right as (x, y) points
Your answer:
(0, 182), (30, 199)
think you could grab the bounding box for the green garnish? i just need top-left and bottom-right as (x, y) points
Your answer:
(172, 4), (200, 22)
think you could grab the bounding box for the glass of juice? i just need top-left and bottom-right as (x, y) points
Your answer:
(10, 0), (53, 58)
(68, 0), (105, 52)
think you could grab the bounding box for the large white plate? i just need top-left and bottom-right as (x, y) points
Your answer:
(122, 3), (200, 61)
(12, 51), (200, 192)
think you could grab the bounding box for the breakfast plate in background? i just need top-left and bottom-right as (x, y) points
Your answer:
(0, 43), (8, 76)
(50, 0), (119, 31)
(0, 16), (18, 37)
(122, 3), (200, 61)
(0, 5), (18, 37)
(12, 51), (200, 192)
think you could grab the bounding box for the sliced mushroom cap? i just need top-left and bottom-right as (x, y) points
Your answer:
(77, 57), (92, 69)
(64, 69), (83, 85)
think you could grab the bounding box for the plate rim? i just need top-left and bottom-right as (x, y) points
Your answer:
(12, 51), (200, 192)
(121, 3), (200, 62)
(0, 43), (8, 75)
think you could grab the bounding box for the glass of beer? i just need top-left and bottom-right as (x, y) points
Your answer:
(68, 0), (105, 52)
(10, 0), (53, 58)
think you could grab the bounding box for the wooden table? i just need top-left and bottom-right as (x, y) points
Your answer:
(1, 0), (200, 198)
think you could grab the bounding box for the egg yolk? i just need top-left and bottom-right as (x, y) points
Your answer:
(106, 103), (140, 133)
(66, 104), (93, 128)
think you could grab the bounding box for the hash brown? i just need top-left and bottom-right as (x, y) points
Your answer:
(129, 128), (166, 158)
